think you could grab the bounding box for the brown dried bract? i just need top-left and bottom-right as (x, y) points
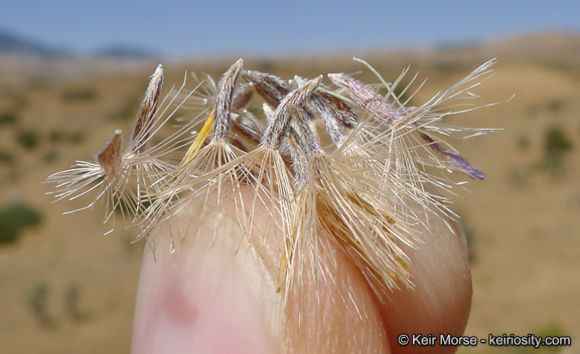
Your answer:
(263, 76), (323, 148)
(131, 64), (164, 153)
(213, 59), (244, 142)
(97, 130), (123, 176)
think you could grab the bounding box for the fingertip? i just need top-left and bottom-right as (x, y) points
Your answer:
(284, 234), (392, 353)
(131, 214), (282, 354)
(380, 216), (472, 353)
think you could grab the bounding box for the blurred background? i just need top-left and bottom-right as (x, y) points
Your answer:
(0, 1), (578, 353)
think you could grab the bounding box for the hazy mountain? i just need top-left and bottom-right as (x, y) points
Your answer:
(0, 29), (158, 59)
(428, 31), (580, 67)
(93, 45), (160, 59)
(0, 30), (69, 57)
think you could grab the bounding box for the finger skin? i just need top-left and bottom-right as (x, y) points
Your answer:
(131, 210), (282, 354)
(132, 194), (471, 353)
(381, 216), (472, 354)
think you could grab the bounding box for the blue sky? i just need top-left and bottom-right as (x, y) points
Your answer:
(1, 0), (579, 58)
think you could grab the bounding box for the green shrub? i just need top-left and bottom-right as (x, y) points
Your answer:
(48, 130), (84, 145)
(530, 321), (570, 353)
(27, 281), (55, 329)
(61, 88), (98, 102)
(42, 151), (58, 163)
(459, 213), (477, 263)
(464, 225), (477, 263)
(0, 111), (18, 125)
(544, 126), (572, 156)
(0, 150), (14, 164)
(64, 282), (89, 322)
(535, 320), (569, 339)
(0, 202), (42, 245)
(537, 125), (573, 171)
(48, 129), (65, 143)
(68, 132), (85, 144)
(17, 130), (40, 150)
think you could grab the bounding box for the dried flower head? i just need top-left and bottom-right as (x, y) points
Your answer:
(46, 57), (503, 340)
(46, 65), (202, 234)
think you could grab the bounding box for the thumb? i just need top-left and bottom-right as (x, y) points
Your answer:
(131, 199), (391, 353)
(131, 196), (471, 353)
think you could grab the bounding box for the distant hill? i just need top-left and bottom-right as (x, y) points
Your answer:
(0, 30), (69, 57)
(427, 31), (580, 68)
(483, 31), (580, 67)
(0, 29), (158, 59)
(94, 45), (159, 59)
